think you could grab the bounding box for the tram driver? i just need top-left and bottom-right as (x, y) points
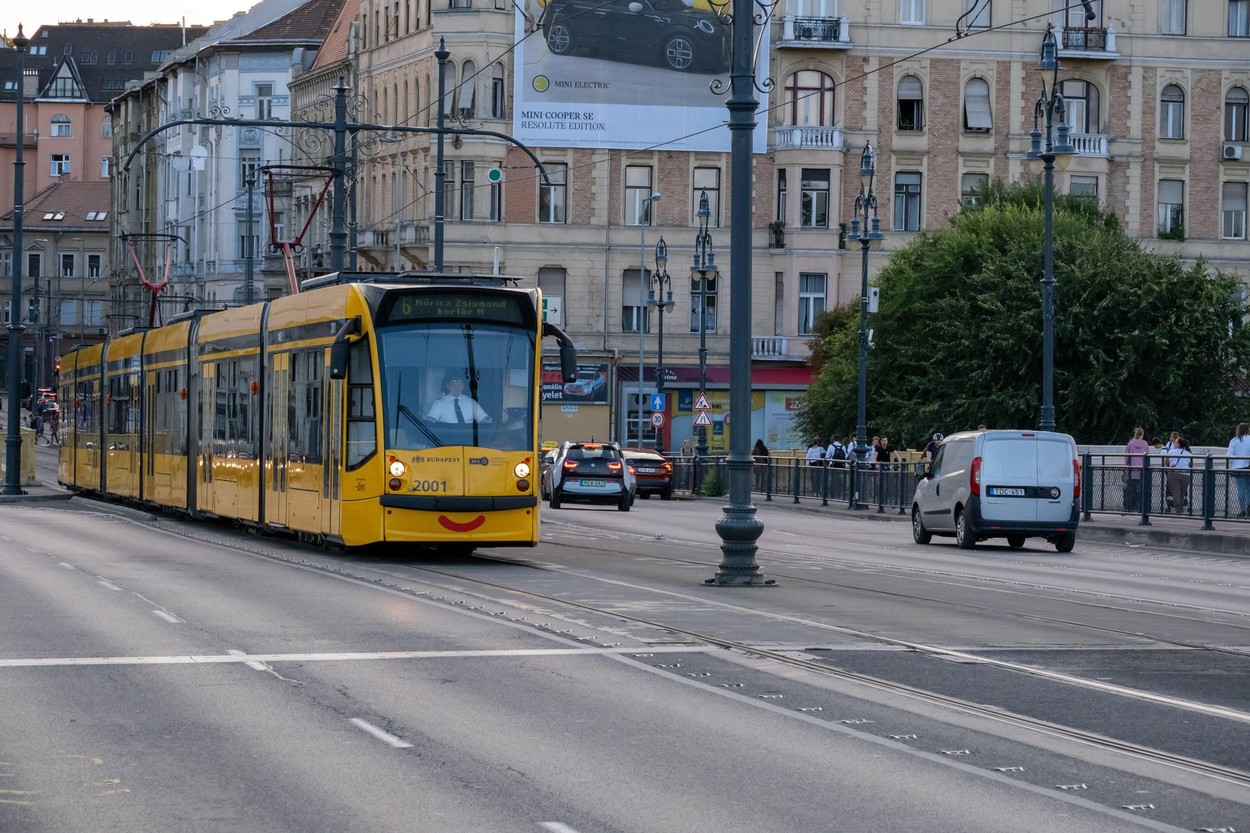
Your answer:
(426, 375), (492, 424)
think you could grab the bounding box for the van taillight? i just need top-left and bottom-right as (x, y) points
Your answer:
(1073, 459), (1081, 499)
(970, 456), (982, 496)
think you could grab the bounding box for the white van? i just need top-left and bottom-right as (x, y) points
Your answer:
(911, 430), (1080, 552)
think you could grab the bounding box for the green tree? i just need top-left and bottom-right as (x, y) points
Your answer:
(798, 182), (1250, 449)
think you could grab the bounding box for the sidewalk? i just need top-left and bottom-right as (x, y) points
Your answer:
(0, 406), (73, 504)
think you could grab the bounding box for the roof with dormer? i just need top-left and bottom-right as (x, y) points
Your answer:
(0, 180), (112, 231)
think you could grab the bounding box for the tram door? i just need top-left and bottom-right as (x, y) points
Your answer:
(266, 353), (290, 529)
(325, 362), (342, 541)
(197, 361), (215, 512)
(285, 348), (323, 534)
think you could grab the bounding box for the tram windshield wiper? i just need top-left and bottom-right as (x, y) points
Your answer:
(397, 404), (443, 448)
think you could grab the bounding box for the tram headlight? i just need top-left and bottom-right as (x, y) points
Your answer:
(389, 460), (406, 477)
(513, 462), (531, 478)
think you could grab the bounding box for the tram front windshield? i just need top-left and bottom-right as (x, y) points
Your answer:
(376, 322), (536, 452)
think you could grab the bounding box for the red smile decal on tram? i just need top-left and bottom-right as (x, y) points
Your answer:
(437, 515), (487, 533)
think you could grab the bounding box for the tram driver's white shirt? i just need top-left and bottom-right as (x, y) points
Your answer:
(426, 394), (489, 423)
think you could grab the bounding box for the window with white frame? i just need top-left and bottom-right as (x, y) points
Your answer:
(256, 83), (273, 119)
(625, 165), (655, 225)
(51, 114), (71, 137)
(799, 168), (829, 228)
(237, 221), (259, 261)
(897, 75), (924, 131)
(899, 0), (924, 24)
(86, 300), (103, 326)
(690, 274), (717, 333)
(457, 61), (477, 118)
(50, 155), (71, 176)
(100, 156), (111, 178)
(960, 172), (988, 206)
(1230, 0), (1249, 36)
(1163, 0), (1186, 33)
(894, 172), (922, 231)
(240, 152), (260, 187)
(622, 268), (651, 333)
(88, 254), (101, 278)
(1226, 86), (1249, 142)
(0, 252), (9, 278)
(776, 169), (787, 224)
(490, 63), (506, 118)
(1223, 182), (1248, 239)
(1070, 176), (1099, 200)
(442, 161), (456, 221)
(964, 0), (989, 27)
(963, 78), (991, 132)
(26, 253), (41, 278)
(101, 116), (112, 138)
(539, 162), (567, 223)
(1157, 180), (1184, 236)
(60, 254), (75, 277)
(692, 167), (722, 227)
(798, 272), (826, 336)
(459, 160), (475, 220)
(784, 70), (835, 126)
(1160, 84), (1185, 139)
(1061, 80), (1100, 133)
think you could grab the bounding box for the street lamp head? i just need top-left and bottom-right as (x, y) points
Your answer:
(867, 214), (884, 241)
(859, 143), (876, 192)
(1053, 119), (1076, 164)
(697, 190), (710, 232)
(655, 236), (668, 272)
(848, 215), (861, 241)
(12, 24), (29, 50)
(1038, 24), (1059, 73)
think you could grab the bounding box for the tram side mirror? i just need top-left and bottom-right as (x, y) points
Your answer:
(328, 317), (361, 380)
(543, 321), (579, 383)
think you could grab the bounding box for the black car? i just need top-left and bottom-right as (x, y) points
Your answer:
(542, 0), (731, 74)
(548, 441), (636, 511)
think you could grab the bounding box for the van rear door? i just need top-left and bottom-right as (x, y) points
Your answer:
(1034, 435), (1077, 524)
(979, 436), (1043, 524)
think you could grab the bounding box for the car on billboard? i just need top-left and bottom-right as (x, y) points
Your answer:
(563, 369), (607, 398)
(541, 0), (731, 74)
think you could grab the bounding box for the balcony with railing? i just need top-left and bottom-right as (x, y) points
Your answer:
(771, 125), (845, 151)
(779, 0), (849, 49)
(1071, 132), (1109, 157)
(753, 335), (805, 360)
(1059, 26), (1118, 58)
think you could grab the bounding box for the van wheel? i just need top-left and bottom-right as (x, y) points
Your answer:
(1054, 532), (1076, 553)
(955, 511), (976, 549)
(1007, 535), (1025, 549)
(911, 507), (931, 544)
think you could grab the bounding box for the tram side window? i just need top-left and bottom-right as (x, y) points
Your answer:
(108, 375), (130, 434)
(291, 349), (323, 465)
(346, 338), (376, 470)
(154, 368), (186, 456)
(215, 358), (258, 458)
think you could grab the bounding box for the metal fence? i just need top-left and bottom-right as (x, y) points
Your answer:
(670, 453), (1250, 530)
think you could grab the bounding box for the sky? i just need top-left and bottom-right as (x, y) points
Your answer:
(3, 2), (229, 42)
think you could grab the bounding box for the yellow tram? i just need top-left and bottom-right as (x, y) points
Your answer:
(57, 273), (577, 550)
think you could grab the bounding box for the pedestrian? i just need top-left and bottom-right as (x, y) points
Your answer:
(825, 435), (846, 468)
(877, 435), (896, 471)
(923, 432), (943, 462)
(1124, 427), (1149, 512)
(751, 438), (769, 461)
(1227, 423), (1250, 517)
(1165, 436), (1192, 514)
(48, 409), (61, 446)
(870, 436), (882, 467)
(1162, 430), (1180, 453)
(681, 438), (693, 458)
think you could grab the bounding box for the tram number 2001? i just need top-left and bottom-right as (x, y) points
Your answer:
(411, 480), (449, 492)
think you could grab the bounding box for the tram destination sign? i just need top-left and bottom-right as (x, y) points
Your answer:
(379, 292), (529, 326)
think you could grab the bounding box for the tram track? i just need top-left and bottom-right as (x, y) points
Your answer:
(541, 517), (1250, 659)
(133, 510), (1250, 796)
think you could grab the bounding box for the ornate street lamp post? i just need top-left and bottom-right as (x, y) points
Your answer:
(1026, 24), (1074, 433)
(637, 192), (660, 448)
(5, 24), (30, 496)
(648, 237), (674, 453)
(690, 191), (716, 458)
(847, 143), (883, 508)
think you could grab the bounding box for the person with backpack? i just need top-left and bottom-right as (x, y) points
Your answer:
(825, 436), (847, 468)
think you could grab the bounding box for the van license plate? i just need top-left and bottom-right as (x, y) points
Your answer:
(988, 486), (1026, 497)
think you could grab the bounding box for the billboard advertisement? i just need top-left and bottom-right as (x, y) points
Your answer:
(543, 361), (610, 403)
(514, 0), (770, 152)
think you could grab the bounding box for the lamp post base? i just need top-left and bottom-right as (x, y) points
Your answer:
(705, 499), (773, 586)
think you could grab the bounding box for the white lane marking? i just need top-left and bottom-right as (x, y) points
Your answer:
(349, 718), (412, 749)
(539, 823), (582, 833)
(59, 562), (76, 570)
(151, 610), (183, 624)
(226, 649), (271, 672)
(97, 580), (121, 591)
(0, 645), (702, 669)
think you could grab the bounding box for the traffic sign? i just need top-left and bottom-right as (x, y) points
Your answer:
(650, 393), (665, 411)
(650, 411), (664, 427)
(487, 166), (503, 183)
(693, 411), (712, 427)
(694, 393), (711, 411)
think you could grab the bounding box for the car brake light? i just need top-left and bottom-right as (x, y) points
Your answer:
(628, 465), (637, 475)
(663, 462), (672, 473)
(1073, 459), (1081, 499)
(607, 461), (622, 471)
(969, 456), (982, 496)
(563, 460), (578, 469)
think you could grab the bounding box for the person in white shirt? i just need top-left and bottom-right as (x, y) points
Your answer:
(1230, 423), (1250, 516)
(426, 377), (491, 423)
(1165, 436), (1192, 514)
